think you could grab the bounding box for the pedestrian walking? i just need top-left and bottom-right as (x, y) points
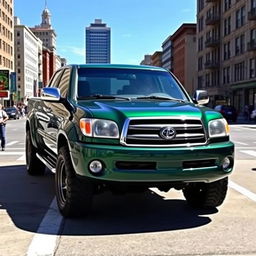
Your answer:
(0, 103), (8, 151)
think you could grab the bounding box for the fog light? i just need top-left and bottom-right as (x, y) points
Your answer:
(222, 157), (231, 170)
(89, 160), (103, 174)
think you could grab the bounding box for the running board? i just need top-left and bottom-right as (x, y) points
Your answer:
(36, 153), (56, 173)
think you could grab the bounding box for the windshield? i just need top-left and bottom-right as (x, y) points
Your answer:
(77, 68), (190, 102)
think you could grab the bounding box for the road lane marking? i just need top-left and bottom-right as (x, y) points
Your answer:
(234, 141), (248, 146)
(17, 153), (25, 161)
(0, 152), (24, 155)
(229, 181), (256, 202)
(3, 148), (24, 150)
(240, 150), (256, 157)
(26, 198), (63, 256)
(5, 141), (19, 146)
(236, 147), (256, 149)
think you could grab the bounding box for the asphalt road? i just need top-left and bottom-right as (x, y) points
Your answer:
(0, 119), (256, 256)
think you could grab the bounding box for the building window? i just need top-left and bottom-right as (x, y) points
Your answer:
(205, 73), (210, 88)
(234, 62), (245, 82)
(250, 28), (256, 41)
(249, 58), (256, 78)
(224, 0), (231, 11)
(198, 56), (203, 71)
(235, 34), (245, 55)
(198, 36), (204, 51)
(198, 0), (204, 12)
(198, 17), (204, 32)
(198, 76), (203, 89)
(223, 66), (230, 84)
(251, 0), (256, 9)
(224, 42), (231, 60)
(236, 6), (245, 28)
(224, 16), (231, 36)
(211, 70), (220, 87)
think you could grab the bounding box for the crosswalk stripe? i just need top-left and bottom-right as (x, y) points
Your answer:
(240, 150), (256, 157)
(229, 181), (256, 202)
(17, 153), (25, 161)
(0, 152), (24, 155)
(234, 141), (248, 146)
(5, 141), (19, 146)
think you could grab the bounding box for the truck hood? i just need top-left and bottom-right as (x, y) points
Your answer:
(77, 100), (221, 122)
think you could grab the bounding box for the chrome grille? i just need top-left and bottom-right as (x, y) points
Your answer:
(120, 117), (207, 147)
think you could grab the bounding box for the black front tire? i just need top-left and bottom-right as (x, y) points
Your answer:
(26, 131), (45, 176)
(182, 177), (228, 208)
(55, 146), (94, 218)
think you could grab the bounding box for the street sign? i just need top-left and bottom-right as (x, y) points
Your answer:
(0, 91), (9, 98)
(0, 70), (9, 90)
(0, 70), (10, 99)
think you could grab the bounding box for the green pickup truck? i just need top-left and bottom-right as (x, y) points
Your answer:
(26, 64), (234, 217)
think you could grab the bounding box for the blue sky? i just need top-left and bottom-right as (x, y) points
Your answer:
(14, 0), (196, 65)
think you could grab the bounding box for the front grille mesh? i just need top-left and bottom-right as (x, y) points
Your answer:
(123, 118), (206, 146)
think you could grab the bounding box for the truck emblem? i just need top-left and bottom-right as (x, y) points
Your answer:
(159, 127), (176, 140)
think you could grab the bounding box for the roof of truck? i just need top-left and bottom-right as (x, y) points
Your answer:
(70, 64), (168, 72)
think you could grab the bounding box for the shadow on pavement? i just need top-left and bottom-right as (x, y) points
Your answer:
(0, 165), (217, 236)
(0, 165), (55, 232)
(60, 191), (217, 236)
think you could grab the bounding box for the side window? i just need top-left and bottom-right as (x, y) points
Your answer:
(58, 69), (71, 97)
(49, 70), (63, 87)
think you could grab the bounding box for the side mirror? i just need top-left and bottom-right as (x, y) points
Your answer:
(41, 87), (61, 102)
(193, 90), (209, 105)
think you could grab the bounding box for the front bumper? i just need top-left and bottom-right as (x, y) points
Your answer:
(70, 141), (234, 184)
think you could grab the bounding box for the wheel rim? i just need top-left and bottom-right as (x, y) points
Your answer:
(58, 159), (68, 206)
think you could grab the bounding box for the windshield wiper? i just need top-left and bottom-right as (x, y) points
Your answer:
(136, 95), (185, 102)
(77, 94), (131, 101)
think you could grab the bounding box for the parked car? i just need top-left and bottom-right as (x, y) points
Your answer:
(5, 107), (20, 119)
(214, 105), (238, 122)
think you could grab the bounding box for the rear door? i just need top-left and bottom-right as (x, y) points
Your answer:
(44, 68), (72, 155)
(35, 69), (64, 153)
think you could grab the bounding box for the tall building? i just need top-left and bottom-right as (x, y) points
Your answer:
(14, 17), (43, 100)
(197, 0), (256, 111)
(86, 19), (111, 63)
(171, 24), (197, 95)
(161, 36), (172, 71)
(30, 6), (56, 51)
(0, 0), (14, 103)
(30, 5), (57, 86)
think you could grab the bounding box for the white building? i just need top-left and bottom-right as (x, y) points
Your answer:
(14, 17), (43, 100)
(30, 7), (56, 52)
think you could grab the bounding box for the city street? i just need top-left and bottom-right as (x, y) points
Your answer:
(0, 119), (256, 256)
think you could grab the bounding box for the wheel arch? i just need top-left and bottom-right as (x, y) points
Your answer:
(57, 132), (70, 152)
(57, 131), (78, 175)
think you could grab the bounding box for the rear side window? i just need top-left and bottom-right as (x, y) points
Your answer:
(49, 69), (63, 87)
(58, 69), (71, 97)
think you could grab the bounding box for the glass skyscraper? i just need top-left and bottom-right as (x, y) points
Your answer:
(86, 19), (111, 63)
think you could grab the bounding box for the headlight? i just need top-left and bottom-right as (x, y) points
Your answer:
(208, 118), (230, 138)
(80, 118), (119, 138)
